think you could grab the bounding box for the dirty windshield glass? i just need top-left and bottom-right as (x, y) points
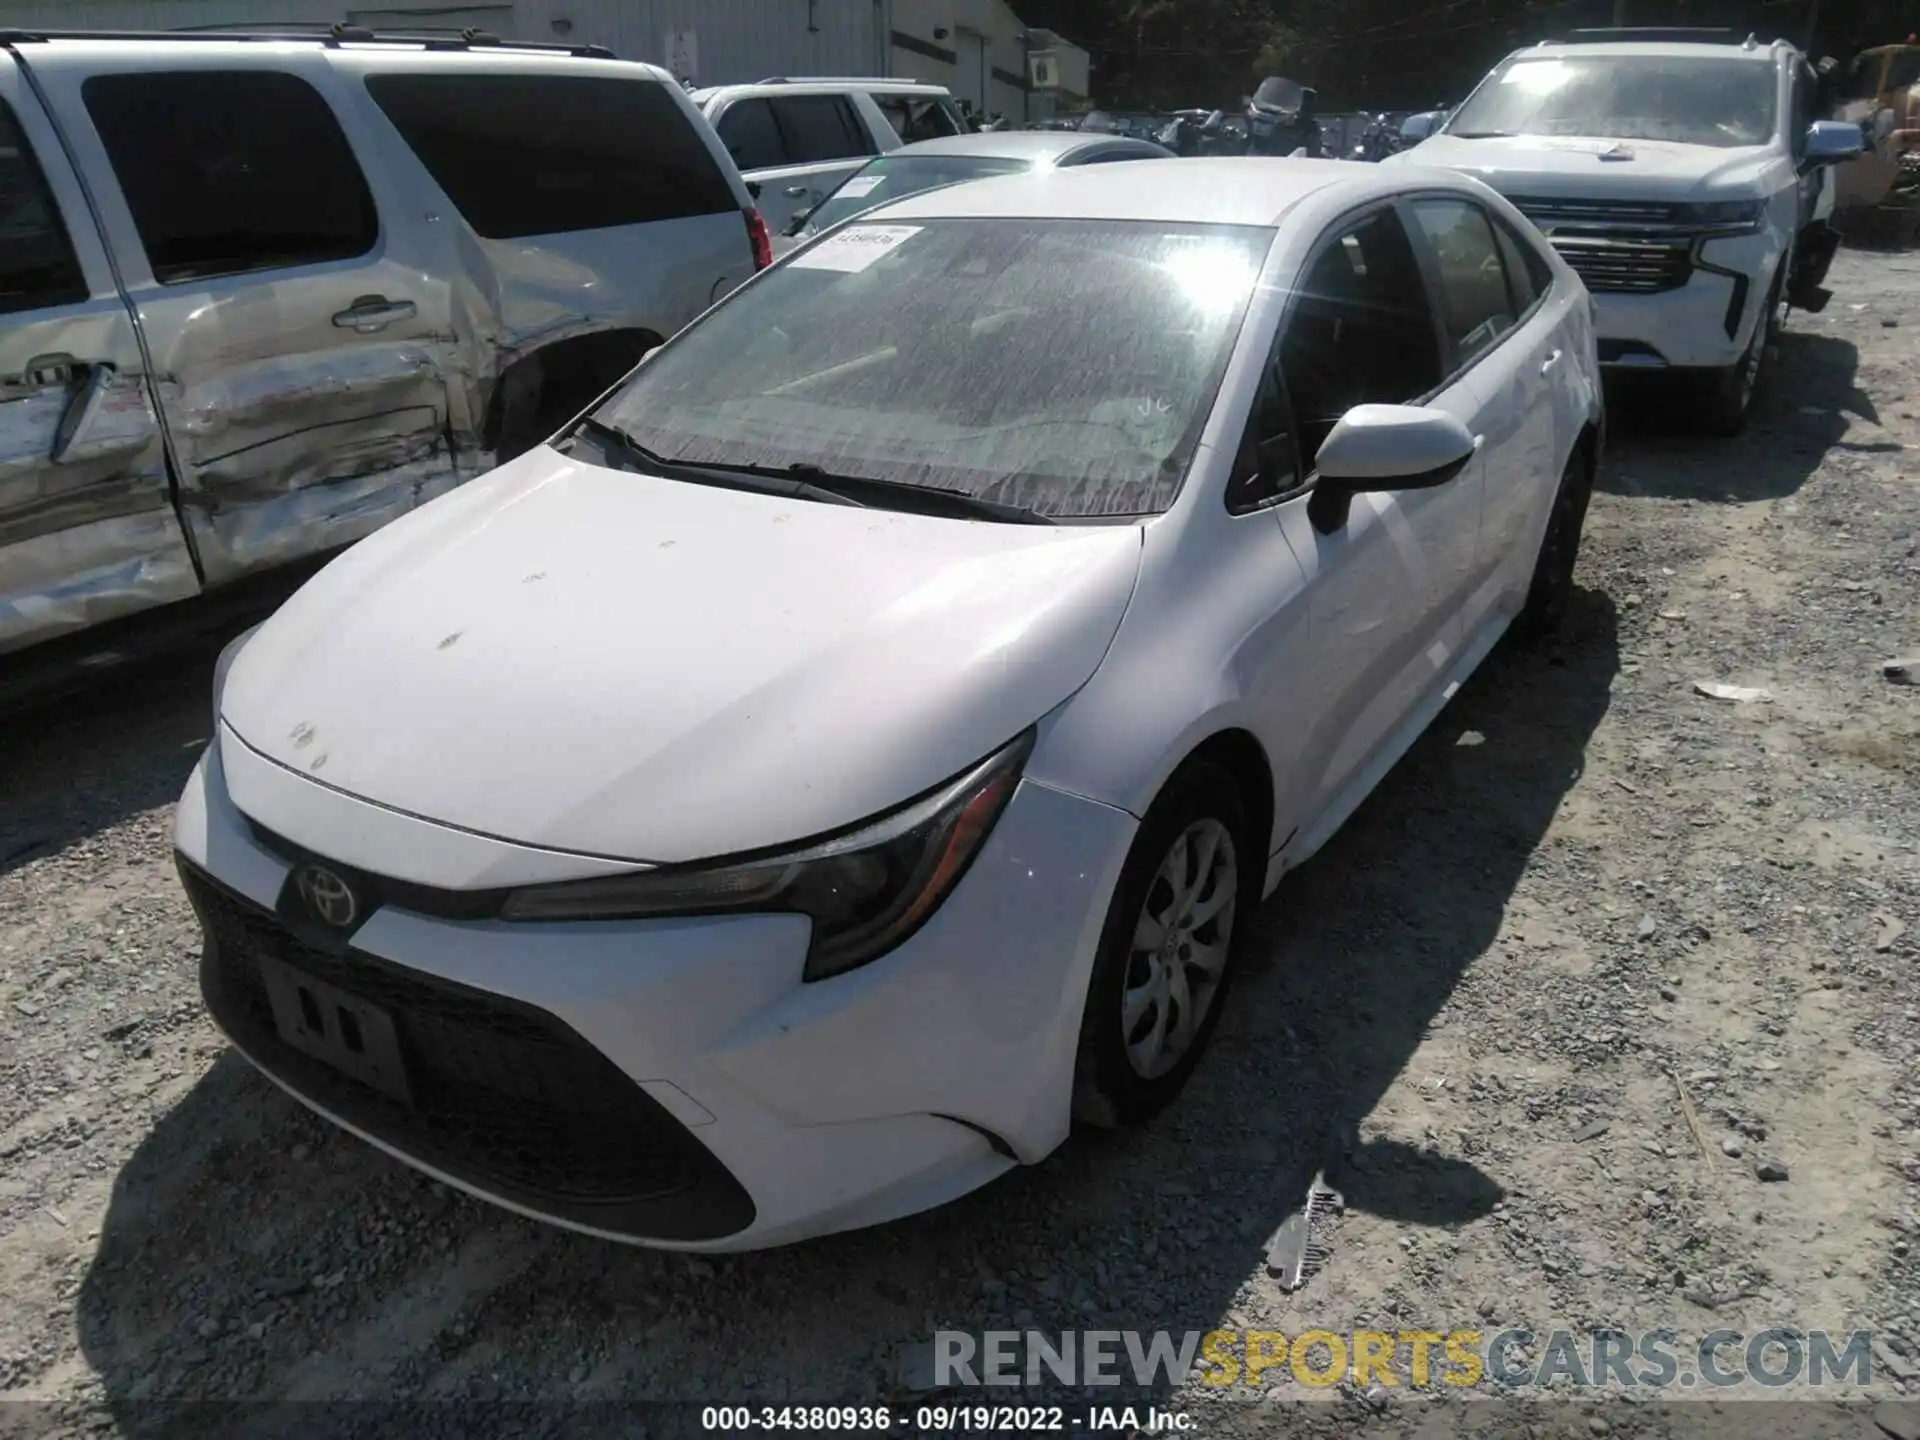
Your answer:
(1448, 55), (1778, 148)
(804, 154), (1030, 234)
(593, 218), (1272, 519)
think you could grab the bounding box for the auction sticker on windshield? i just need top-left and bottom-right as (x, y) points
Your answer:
(790, 224), (922, 273)
(837, 175), (885, 198)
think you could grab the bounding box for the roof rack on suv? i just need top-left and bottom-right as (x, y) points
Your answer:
(0, 22), (615, 59)
(753, 75), (935, 86)
(1562, 27), (1758, 46)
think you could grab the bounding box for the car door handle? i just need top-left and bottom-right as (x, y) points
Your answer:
(1541, 349), (1563, 375)
(49, 360), (113, 463)
(782, 185), (811, 197)
(332, 296), (417, 333)
(16, 351), (78, 389)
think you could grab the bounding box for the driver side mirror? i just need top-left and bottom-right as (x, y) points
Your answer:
(1804, 119), (1865, 163)
(1307, 404), (1479, 533)
(745, 179), (763, 199)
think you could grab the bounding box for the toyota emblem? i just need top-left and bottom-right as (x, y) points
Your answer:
(296, 864), (360, 929)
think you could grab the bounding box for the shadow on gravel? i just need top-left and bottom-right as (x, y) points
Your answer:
(75, 591), (1618, 1421)
(1598, 331), (1866, 504)
(0, 640), (223, 878)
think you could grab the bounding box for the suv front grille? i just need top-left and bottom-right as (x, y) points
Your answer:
(1507, 195), (1698, 294)
(1547, 236), (1694, 293)
(181, 859), (755, 1241)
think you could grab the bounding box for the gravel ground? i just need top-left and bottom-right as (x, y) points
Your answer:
(1, 249), (1917, 1440)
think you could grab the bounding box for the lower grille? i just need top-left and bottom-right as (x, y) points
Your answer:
(1550, 237), (1694, 294)
(181, 859), (755, 1241)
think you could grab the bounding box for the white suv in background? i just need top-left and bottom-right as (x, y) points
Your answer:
(693, 78), (969, 234)
(1391, 29), (1862, 434)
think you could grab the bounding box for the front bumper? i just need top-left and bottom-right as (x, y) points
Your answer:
(173, 736), (1137, 1250)
(1585, 231), (1778, 372)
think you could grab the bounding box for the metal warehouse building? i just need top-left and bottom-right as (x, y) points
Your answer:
(0, 0), (1092, 119)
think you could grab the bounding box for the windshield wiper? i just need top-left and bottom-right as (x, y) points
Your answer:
(572, 420), (1053, 524)
(569, 417), (864, 508)
(781, 463), (1056, 525)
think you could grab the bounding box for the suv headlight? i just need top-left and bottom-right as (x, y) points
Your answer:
(500, 730), (1034, 981)
(1675, 198), (1766, 234)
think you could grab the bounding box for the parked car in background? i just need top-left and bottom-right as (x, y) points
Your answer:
(778, 130), (1175, 254)
(179, 156), (1602, 1251)
(0, 30), (765, 667)
(1391, 29), (1863, 434)
(693, 78), (967, 234)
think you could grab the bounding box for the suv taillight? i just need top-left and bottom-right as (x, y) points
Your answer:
(745, 208), (773, 271)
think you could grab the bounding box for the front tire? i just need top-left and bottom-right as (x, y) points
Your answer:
(1072, 763), (1250, 1129)
(1701, 264), (1784, 437)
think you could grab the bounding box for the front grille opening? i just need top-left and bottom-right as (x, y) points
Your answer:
(181, 858), (756, 1242)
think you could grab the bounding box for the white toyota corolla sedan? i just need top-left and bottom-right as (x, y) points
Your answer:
(175, 158), (1603, 1251)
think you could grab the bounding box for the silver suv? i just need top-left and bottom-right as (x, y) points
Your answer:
(0, 28), (766, 664)
(693, 78), (969, 234)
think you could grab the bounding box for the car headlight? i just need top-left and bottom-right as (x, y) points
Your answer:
(211, 622), (263, 720)
(499, 730), (1035, 981)
(1674, 198), (1766, 233)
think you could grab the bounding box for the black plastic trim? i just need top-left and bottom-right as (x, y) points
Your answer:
(181, 856), (757, 1243)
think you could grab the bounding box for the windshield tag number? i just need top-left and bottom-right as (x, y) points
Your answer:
(789, 224), (923, 273)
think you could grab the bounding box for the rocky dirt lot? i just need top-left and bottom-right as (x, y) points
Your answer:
(1, 249), (1917, 1440)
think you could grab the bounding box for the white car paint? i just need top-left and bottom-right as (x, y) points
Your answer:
(178, 157), (1604, 1251)
(1388, 37), (1858, 380)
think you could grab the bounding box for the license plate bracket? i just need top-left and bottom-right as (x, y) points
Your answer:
(259, 955), (413, 1106)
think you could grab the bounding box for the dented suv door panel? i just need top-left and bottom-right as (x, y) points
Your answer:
(0, 53), (196, 656)
(45, 53), (457, 587)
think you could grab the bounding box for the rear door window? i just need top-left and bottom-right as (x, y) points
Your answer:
(771, 96), (870, 162)
(366, 73), (736, 239)
(0, 97), (87, 312)
(716, 97), (787, 171)
(84, 71), (376, 283)
(1409, 198), (1519, 371)
(1491, 216), (1553, 313)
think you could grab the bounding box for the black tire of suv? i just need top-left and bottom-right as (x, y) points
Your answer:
(1701, 262), (1785, 438)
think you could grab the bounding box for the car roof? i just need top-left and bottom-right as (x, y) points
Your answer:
(1508, 39), (1783, 63)
(10, 34), (671, 78)
(882, 131), (1164, 162)
(693, 79), (950, 102)
(870, 156), (1448, 227)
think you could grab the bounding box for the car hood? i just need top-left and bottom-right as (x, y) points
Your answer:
(1397, 133), (1777, 200)
(219, 448), (1143, 865)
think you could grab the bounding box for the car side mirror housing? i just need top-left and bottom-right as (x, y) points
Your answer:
(745, 179), (763, 199)
(1307, 404), (1478, 533)
(1805, 119), (1865, 163)
(784, 208), (813, 237)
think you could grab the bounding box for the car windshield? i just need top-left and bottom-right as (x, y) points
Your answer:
(592, 218), (1272, 519)
(1447, 54), (1778, 148)
(804, 154), (1031, 234)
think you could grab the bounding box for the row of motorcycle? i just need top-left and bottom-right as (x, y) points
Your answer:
(1152, 76), (1450, 163)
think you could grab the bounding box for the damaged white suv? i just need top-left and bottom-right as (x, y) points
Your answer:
(1392, 29), (1862, 433)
